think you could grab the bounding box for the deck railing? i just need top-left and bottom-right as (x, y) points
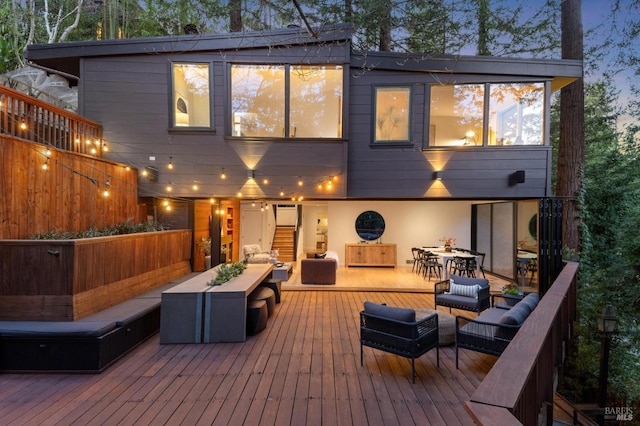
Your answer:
(465, 261), (579, 425)
(0, 85), (102, 156)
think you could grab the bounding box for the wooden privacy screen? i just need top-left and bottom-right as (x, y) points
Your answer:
(0, 134), (142, 239)
(0, 230), (192, 321)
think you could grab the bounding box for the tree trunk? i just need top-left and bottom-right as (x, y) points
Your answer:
(477, 0), (490, 55)
(230, 0), (242, 32)
(379, 0), (392, 51)
(558, 0), (585, 252)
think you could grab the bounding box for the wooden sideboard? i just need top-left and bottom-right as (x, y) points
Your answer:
(345, 243), (397, 267)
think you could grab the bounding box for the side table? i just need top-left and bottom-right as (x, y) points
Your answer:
(272, 263), (293, 281)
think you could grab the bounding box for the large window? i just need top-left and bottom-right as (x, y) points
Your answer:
(429, 82), (545, 147)
(488, 83), (544, 145)
(373, 86), (411, 143)
(429, 84), (484, 146)
(231, 64), (343, 139)
(171, 63), (211, 128)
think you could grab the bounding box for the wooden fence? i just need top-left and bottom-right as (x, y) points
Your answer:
(465, 261), (579, 425)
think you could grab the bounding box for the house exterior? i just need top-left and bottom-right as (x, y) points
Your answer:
(24, 24), (581, 283)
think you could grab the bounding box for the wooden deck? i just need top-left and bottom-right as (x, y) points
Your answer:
(0, 288), (497, 425)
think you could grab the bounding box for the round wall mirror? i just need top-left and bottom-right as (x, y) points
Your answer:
(355, 210), (385, 241)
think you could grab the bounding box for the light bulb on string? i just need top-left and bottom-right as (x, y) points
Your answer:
(167, 157), (174, 170)
(220, 168), (226, 179)
(42, 159), (49, 170)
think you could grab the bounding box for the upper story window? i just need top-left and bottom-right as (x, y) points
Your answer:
(429, 84), (484, 146)
(429, 82), (544, 147)
(231, 64), (343, 139)
(373, 86), (411, 144)
(488, 83), (544, 146)
(171, 63), (211, 129)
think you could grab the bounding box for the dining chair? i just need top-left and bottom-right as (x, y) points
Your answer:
(470, 250), (486, 278)
(411, 247), (422, 273)
(450, 256), (473, 277)
(420, 251), (442, 280)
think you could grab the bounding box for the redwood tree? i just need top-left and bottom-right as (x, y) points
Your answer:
(558, 0), (585, 252)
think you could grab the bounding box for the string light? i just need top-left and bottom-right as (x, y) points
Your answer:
(298, 177), (303, 186)
(263, 178), (269, 185)
(220, 168), (226, 180)
(166, 183), (173, 192)
(103, 179), (110, 197)
(42, 159), (49, 170)
(192, 183), (199, 191)
(252, 200), (256, 207)
(19, 120), (27, 130)
(210, 197), (215, 204)
(167, 157), (174, 170)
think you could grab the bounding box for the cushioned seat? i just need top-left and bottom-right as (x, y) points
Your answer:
(301, 258), (337, 284)
(246, 300), (268, 335)
(249, 286), (276, 317)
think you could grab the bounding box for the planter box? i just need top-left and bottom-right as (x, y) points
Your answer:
(0, 230), (192, 321)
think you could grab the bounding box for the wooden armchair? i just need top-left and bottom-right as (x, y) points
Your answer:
(360, 301), (439, 383)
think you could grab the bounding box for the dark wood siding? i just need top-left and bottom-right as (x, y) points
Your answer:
(347, 68), (552, 199)
(80, 47), (349, 200)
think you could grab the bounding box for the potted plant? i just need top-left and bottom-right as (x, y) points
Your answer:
(501, 283), (523, 305)
(439, 236), (456, 252)
(197, 237), (212, 270)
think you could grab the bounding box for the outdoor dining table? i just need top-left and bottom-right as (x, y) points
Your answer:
(516, 251), (537, 287)
(421, 247), (481, 280)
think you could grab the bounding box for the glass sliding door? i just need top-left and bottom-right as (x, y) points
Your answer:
(473, 202), (516, 280)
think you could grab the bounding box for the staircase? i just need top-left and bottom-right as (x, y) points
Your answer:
(272, 226), (296, 262)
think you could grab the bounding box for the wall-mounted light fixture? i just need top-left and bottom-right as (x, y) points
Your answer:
(433, 171), (443, 180)
(508, 170), (526, 186)
(247, 170), (254, 179)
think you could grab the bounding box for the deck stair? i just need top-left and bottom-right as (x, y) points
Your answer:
(272, 226), (295, 262)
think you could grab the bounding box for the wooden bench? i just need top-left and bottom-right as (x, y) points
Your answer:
(0, 280), (189, 372)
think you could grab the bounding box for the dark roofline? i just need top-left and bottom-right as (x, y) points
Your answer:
(25, 22), (582, 86)
(351, 51), (583, 79)
(24, 24), (353, 76)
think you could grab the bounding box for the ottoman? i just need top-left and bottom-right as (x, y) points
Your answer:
(247, 300), (268, 335)
(416, 308), (456, 346)
(250, 286), (276, 317)
(261, 278), (282, 304)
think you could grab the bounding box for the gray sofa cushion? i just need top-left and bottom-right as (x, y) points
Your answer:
(499, 304), (531, 326)
(364, 301), (416, 322)
(436, 294), (480, 310)
(0, 321), (117, 337)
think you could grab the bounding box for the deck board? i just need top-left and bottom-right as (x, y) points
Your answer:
(0, 286), (501, 425)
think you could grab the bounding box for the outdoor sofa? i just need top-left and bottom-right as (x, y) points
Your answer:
(455, 292), (540, 368)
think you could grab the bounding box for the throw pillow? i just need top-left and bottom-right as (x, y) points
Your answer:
(449, 281), (480, 298)
(520, 293), (540, 311)
(314, 252), (327, 259)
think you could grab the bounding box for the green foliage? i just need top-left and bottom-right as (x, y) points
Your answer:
(30, 219), (166, 240)
(207, 260), (248, 286)
(558, 79), (640, 406)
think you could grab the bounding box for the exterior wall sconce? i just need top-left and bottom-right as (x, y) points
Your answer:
(247, 170), (254, 179)
(508, 170), (526, 186)
(433, 171), (443, 180)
